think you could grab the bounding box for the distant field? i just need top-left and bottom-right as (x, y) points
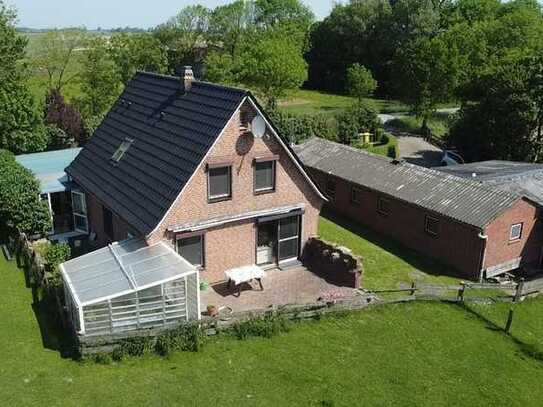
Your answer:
(387, 111), (454, 138)
(279, 89), (411, 115)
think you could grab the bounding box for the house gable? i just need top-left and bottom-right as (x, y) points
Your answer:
(148, 97), (325, 243)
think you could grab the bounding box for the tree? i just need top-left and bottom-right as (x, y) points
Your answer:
(239, 36), (307, 108)
(346, 63), (377, 100)
(449, 57), (543, 162)
(32, 28), (87, 92)
(44, 89), (86, 146)
(336, 102), (381, 145)
(0, 150), (52, 236)
(204, 51), (238, 84)
(209, 0), (255, 57)
(154, 5), (211, 71)
(0, 1), (48, 154)
(392, 35), (461, 135)
(108, 33), (168, 84)
(76, 37), (122, 125)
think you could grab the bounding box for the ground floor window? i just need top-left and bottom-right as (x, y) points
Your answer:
(177, 235), (205, 267)
(377, 197), (390, 216)
(71, 191), (88, 233)
(278, 216), (300, 261)
(351, 186), (362, 205)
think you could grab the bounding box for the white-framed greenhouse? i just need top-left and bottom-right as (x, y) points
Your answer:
(60, 238), (200, 337)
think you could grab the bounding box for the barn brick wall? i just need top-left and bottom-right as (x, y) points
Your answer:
(147, 100), (323, 283)
(309, 168), (485, 279)
(483, 198), (541, 271)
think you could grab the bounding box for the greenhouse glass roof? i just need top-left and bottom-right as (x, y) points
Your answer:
(61, 238), (197, 306)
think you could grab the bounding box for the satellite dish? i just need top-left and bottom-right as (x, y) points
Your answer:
(251, 115), (266, 138)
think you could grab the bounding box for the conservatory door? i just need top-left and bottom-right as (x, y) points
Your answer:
(71, 191), (89, 234)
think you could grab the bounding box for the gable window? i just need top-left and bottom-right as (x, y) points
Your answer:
(425, 215), (439, 236)
(377, 197), (390, 216)
(71, 191), (88, 233)
(208, 166), (232, 201)
(103, 206), (113, 239)
(510, 223), (523, 241)
(326, 178), (336, 200)
(351, 186), (362, 205)
(254, 160), (276, 193)
(111, 138), (134, 163)
(177, 235), (204, 267)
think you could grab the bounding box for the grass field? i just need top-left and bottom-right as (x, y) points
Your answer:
(318, 213), (459, 289)
(279, 89), (411, 115)
(2, 250), (543, 406)
(386, 112), (453, 138)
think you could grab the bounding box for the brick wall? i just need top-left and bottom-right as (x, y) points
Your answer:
(146, 100), (323, 282)
(309, 169), (485, 279)
(484, 198), (541, 271)
(85, 192), (135, 247)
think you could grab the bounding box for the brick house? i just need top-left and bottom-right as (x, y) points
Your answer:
(296, 138), (542, 280)
(65, 69), (326, 284)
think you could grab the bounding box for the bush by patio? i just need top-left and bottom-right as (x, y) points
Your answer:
(0, 149), (51, 236)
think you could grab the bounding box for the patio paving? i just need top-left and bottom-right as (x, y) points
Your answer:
(200, 266), (360, 314)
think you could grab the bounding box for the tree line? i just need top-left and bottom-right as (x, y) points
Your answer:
(2, 0), (543, 162)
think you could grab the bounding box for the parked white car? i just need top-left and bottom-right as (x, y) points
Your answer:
(440, 150), (465, 166)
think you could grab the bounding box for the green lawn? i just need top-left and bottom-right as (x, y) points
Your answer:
(279, 89), (411, 115)
(318, 214), (460, 289)
(2, 251), (543, 406)
(386, 112), (453, 138)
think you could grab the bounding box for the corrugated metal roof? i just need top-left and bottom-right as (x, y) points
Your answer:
(296, 138), (520, 228)
(437, 161), (543, 206)
(16, 148), (82, 194)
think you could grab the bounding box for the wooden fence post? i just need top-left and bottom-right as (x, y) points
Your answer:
(410, 282), (416, 296)
(457, 282), (466, 302)
(505, 309), (514, 334)
(514, 279), (525, 303)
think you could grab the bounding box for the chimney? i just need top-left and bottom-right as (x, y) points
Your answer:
(181, 66), (194, 92)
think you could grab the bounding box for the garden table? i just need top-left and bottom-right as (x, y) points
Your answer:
(225, 265), (266, 297)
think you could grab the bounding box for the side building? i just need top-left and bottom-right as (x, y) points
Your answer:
(296, 138), (542, 280)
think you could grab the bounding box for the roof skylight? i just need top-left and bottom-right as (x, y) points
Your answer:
(111, 138), (134, 162)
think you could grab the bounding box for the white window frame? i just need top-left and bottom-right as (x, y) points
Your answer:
(207, 166), (232, 201)
(254, 160), (276, 193)
(510, 223), (523, 241)
(71, 191), (89, 234)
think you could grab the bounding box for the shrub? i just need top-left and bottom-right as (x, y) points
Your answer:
(268, 109), (338, 144)
(155, 324), (205, 356)
(0, 150), (52, 236)
(43, 242), (71, 287)
(336, 102), (380, 145)
(92, 353), (112, 365)
(44, 89), (87, 146)
(232, 314), (291, 340)
(118, 336), (154, 357)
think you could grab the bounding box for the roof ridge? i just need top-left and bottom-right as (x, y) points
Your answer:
(193, 80), (249, 95)
(135, 70), (181, 82)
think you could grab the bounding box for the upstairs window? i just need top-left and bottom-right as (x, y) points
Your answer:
(208, 166), (232, 201)
(254, 160), (276, 193)
(425, 215), (439, 236)
(377, 197), (390, 216)
(326, 178), (336, 200)
(510, 223), (523, 241)
(111, 138), (133, 162)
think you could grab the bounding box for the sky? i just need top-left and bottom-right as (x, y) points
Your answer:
(9, 0), (335, 29)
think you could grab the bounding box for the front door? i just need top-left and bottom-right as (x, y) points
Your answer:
(278, 216), (300, 262)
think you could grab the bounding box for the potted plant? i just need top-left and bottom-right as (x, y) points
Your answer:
(207, 305), (218, 317)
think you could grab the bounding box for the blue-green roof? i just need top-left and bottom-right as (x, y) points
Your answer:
(16, 148), (82, 194)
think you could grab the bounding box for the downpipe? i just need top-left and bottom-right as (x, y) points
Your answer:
(477, 231), (488, 282)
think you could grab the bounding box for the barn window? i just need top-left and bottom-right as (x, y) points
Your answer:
(425, 216), (439, 236)
(351, 186), (362, 205)
(377, 197), (390, 216)
(326, 178), (336, 200)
